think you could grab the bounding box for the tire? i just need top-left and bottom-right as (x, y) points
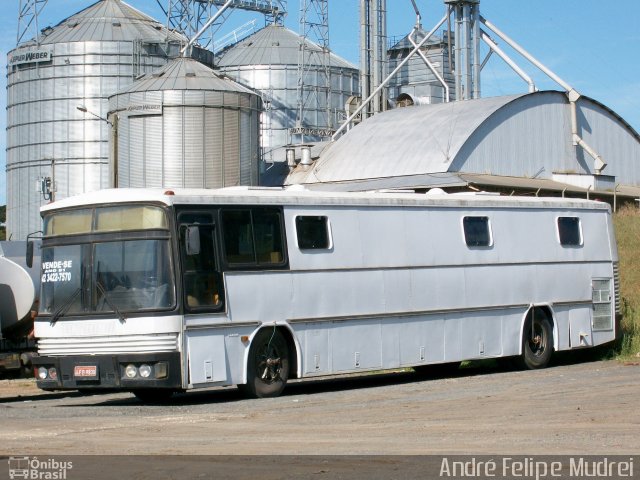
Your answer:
(132, 389), (174, 404)
(520, 310), (553, 370)
(20, 353), (35, 379)
(242, 328), (289, 398)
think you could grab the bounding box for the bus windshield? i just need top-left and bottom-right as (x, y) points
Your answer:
(40, 238), (175, 317)
(40, 203), (176, 318)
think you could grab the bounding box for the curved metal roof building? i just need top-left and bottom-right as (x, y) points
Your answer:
(287, 91), (640, 198)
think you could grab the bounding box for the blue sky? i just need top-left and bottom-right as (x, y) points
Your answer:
(1, 0), (639, 206)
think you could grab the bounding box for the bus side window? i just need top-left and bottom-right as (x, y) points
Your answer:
(462, 216), (492, 247)
(254, 209), (285, 264)
(222, 210), (255, 264)
(221, 208), (286, 267)
(557, 217), (582, 246)
(296, 216), (331, 250)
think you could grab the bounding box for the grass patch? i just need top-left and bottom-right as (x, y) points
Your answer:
(618, 306), (640, 360)
(613, 204), (640, 359)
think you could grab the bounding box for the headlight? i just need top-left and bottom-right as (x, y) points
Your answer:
(125, 364), (138, 378)
(37, 366), (48, 380)
(139, 364), (152, 378)
(48, 367), (58, 380)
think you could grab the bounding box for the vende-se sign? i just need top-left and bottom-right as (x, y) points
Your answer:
(9, 49), (53, 66)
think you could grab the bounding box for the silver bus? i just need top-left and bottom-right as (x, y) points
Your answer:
(31, 187), (620, 401)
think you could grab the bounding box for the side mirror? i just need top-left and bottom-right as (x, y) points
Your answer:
(26, 241), (34, 268)
(185, 225), (200, 256)
(25, 231), (43, 269)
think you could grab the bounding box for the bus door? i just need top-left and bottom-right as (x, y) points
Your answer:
(178, 211), (230, 387)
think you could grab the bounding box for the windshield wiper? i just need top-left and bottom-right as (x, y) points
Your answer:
(50, 287), (82, 326)
(96, 280), (127, 323)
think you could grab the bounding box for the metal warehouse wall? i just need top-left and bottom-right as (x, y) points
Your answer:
(452, 91), (640, 184)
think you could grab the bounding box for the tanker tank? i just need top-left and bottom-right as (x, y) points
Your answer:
(0, 241), (40, 376)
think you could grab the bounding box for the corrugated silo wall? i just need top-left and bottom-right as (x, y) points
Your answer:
(110, 90), (261, 188)
(5, 40), (179, 240)
(387, 41), (455, 104)
(219, 64), (359, 162)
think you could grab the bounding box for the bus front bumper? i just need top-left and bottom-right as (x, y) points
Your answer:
(32, 352), (181, 391)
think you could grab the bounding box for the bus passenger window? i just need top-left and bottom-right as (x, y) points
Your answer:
(557, 217), (582, 246)
(222, 210), (255, 264)
(221, 208), (286, 267)
(253, 210), (285, 265)
(463, 216), (492, 247)
(296, 216), (330, 250)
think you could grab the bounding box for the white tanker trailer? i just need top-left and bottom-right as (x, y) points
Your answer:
(0, 241), (40, 377)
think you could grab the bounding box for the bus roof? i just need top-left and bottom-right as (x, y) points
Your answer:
(40, 186), (611, 213)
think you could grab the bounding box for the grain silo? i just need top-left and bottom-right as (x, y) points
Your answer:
(108, 57), (262, 189)
(5, 0), (211, 240)
(387, 28), (455, 106)
(215, 24), (359, 164)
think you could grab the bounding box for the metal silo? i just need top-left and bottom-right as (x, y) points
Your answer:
(387, 28), (455, 106)
(215, 25), (359, 164)
(5, 0), (211, 240)
(108, 57), (262, 189)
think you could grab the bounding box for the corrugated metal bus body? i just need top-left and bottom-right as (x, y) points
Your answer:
(32, 188), (619, 400)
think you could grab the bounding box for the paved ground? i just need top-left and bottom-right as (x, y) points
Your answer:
(1, 356), (639, 458)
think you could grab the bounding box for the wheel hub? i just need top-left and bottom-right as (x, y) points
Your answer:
(265, 357), (281, 367)
(259, 352), (282, 382)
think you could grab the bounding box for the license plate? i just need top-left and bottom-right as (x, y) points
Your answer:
(74, 365), (97, 378)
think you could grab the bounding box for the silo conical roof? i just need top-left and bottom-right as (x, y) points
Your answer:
(27, 0), (185, 45)
(114, 56), (258, 94)
(216, 24), (355, 69)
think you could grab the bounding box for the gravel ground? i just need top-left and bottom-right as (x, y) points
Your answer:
(1, 359), (639, 456)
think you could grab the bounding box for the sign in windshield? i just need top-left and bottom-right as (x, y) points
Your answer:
(40, 239), (175, 317)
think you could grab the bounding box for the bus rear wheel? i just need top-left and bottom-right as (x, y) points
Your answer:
(241, 328), (289, 398)
(520, 310), (553, 370)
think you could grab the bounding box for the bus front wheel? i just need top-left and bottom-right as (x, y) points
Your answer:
(241, 328), (289, 398)
(520, 310), (553, 370)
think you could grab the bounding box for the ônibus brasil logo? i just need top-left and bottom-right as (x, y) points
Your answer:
(8, 457), (73, 480)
